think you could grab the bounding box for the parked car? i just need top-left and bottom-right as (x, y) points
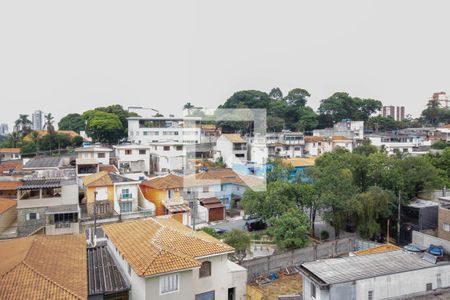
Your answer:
(214, 228), (228, 235)
(245, 218), (267, 232)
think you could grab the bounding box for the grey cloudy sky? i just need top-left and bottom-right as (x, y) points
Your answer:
(1, 0), (449, 129)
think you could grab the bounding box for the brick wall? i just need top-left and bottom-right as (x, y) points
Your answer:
(438, 207), (450, 241)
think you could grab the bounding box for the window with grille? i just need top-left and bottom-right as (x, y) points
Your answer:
(97, 152), (106, 158)
(120, 201), (132, 213)
(368, 290), (374, 300)
(426, 283), (432, 291)
(164, 146), (170, 151)
(139, 149), (146, 155)
(199, 261), (211, 278)
(160, 274), (179, 294)
(125, 150), (132, 155)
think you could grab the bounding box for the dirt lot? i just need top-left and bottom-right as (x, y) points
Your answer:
(249, 273), (302, 300)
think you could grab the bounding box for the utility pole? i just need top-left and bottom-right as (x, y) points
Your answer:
(91, 191), (98, 246)
(397, 190), (401, 245)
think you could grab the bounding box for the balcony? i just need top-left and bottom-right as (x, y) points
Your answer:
(233, 144), (247, 151)
(119, 193), (133, 200)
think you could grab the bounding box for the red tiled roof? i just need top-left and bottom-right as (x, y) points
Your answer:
(0, 148), (20, 154)
(0, 181), (22, 191)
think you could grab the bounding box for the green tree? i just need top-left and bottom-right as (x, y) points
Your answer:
(354, 187), (395, 239)
(268, 208), (310, 250)
(354, 140), (378, 156)
(223, 229), (251, 264)
(82, 110), (124, 144)
(44, 113), (55, 135)
(269, 87), (283, 100)
(318, 92), (382, 127)
(58, 113), (86, 133)
(15, 114), (32, 136)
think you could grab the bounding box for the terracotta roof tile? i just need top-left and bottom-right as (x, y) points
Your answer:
(0, 181), (22, 191)
(99, 164), (119, 173)
(0, 148), (20, 154)
(82, 171), (113, 187)
(353, 244), (400, 256)
(304, 136), (324, 142)
(0, 161), (23, 174)
(0, 235), (87, 299)
(0, 198), (16, 214)
(222, 134), (245, 143)
(282, 157), (317, 167)
(103, 218), (234, 277)
(141, 174), (184, 190)
(332, 136), (352, 141)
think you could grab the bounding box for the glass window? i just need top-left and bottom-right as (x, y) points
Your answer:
(120, 201), (132, 213)
(176, 146), (183, 151)
(160, 274), (179, 294)
(426, 283), (432, 291)
(97, 152), (106, 158)
(125, 149), (132, 155)
(368, 290), (374, 300)
(443, 223), (450, 232)
(139, 149), (146, 155)
(163, 146), (170, 151)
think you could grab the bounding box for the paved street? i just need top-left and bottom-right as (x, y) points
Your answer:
(209, 218), (247, 232)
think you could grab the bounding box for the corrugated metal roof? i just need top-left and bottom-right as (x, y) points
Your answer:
(87, 244), (129, 296)
(24, 157), (62, 169)
(301, 250), (444, 285)
(17, 179), (62, 190)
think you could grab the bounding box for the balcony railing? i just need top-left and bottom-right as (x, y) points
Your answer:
(120, 193), (133, 200)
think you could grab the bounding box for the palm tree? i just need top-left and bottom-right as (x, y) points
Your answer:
(7, 132), (20, 148)
(30, 131), (40, 155)
(183, 102), (194, 110)
(15, 114), (32, 135)
(43, 113), (55, 135)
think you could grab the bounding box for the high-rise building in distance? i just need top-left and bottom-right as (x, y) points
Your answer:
(0, 123), (9, 135)
(382, 106), (405, 121)
(32, 110), (44, 130)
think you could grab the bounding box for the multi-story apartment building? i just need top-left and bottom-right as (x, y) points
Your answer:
(114, 144), (151, 175)
(32, 110), (44, 130)
(382, 106), (405, 121)
(103, 217), (247, 300)
(128, 116), (202, 144)
(0, 123), (9, 136)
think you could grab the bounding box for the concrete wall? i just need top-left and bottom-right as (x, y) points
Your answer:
(355, 265), (450, 300)
(242, 238), (355, 281)
(413, 230), (450, 254)
(17, 206), (47, 236)
(0, 206), (16, 234)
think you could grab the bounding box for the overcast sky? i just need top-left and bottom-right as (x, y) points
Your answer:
(1, 0), (449, 129)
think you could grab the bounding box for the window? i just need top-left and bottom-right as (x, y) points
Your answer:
(426, 283), (432, 291)
(121, 188), (132, 199)
(26, 212), (40, 220)
(368, 290), (374, 300)
(443, 223), (450, 232)
(199, 261), (211, 278)
(311, 283), (316, 298)
(163, 146), (170, 151)
(294, 147), (301, 151)
(97, 152), (106, 158)
(160, 274), (179, 294)
(176, 145), (183, 151)
(139, 149), (146, 155)
(125, 149), (132, 155)
(120, 201), (132, 213)
(235, 154), (245, 158)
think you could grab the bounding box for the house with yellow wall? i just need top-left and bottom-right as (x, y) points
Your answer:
(82, 171), (141, 218)
(140, 174), (190, 224)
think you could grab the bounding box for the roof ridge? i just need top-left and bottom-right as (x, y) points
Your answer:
(21, 262), (82, 299)
(153, 218), (232, 252)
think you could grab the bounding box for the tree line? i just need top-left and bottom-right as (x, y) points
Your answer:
(241, 143), (446, 250)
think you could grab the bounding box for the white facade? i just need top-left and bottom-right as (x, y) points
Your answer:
(106, 237), (247, 300)
(215, 135), (247, 167)
(115, 144), (151, 174)
(247, 135), (268, 165)
(303, 264), (450, 300)
(113, 182), (140, 214)
(32, 110), (43, 130)
(127, 117), (201, 145)
(148, 143), (186, 174)
(75, 146), (113, 165)
(304, 138), (333, 157)
(367, 135), (420, 155)
(0, 150), (21, 161)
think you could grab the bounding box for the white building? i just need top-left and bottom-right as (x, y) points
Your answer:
(148, 142), (186, 174)
(114, 144), (151, 175)
(127, 116), (202, 144)
(300, 250), (450, 300)
(75, 145), (113, 165)
(313, 120), (364, 140)
(304, 136), (333, 157)
(103, 217), (247, 300)
(247, 134), (268, 165)
(0, 148), (21, 161)
(367, 134), (423, 155)
(0, 123), (9, 136)
(32, 110), (44, 130)
(215, 134), (247, 167)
